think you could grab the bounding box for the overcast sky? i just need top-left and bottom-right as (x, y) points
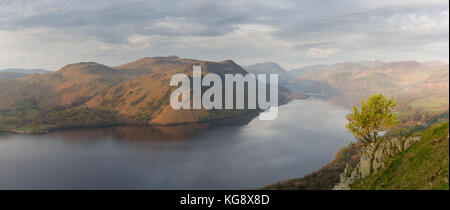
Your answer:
(0, 0), (448, 70)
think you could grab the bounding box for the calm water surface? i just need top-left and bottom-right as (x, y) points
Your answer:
(0, 99), (353, 189)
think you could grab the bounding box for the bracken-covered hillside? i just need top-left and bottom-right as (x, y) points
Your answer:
(0, 56), (305, 133)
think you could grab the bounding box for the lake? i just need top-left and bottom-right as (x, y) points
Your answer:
(0, 99), (353, 189)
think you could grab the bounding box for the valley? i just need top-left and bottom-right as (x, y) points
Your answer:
(0, 56), (448, 190)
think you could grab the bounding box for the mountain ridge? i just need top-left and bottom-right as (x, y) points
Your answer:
(0, 56), (305, 133)
(294, 60), (449, 111)
(244, 62), (294, 82)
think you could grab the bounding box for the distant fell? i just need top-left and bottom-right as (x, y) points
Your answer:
(0, 68), (53, 79)
(295, 60), (449, 111)
(244, 62), (293, 81)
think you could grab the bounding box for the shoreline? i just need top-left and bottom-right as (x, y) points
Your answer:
(0, 129), (37, 134)
(1, 96), (308, 135)
(0, 108), (262, 135)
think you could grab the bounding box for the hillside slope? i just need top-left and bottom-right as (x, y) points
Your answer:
(0, 56), (304, 133)
(87, 59), (257, 125)
(295, 61), (449, 111)
(351, 122), (449, 190)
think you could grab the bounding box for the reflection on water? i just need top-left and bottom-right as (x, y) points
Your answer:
(0, 99), (353, 189)
(50, 124), (212, 142)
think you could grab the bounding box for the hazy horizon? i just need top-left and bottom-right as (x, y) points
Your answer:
(1, 0), (448, 70)
(1, 56), (448, 72)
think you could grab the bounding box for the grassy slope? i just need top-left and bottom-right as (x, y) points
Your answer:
(352, 122), (449, 190)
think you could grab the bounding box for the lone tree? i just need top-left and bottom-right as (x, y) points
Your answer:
(346, 94), (398, 145)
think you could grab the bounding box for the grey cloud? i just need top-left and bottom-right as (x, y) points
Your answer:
(0, 0), (448, 69)
(2, 0), (257, 41)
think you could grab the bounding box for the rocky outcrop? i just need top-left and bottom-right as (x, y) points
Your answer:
(333, 135), (421, 190)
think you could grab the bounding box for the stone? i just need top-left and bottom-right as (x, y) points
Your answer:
(359, 154), (372, 178)
(411, 136), (421, 142)
(340, 164), (352, 183)
(333, 135), (422, 190)
(333, 183), (350, 190)
(350, 166), (360, 180)
(374, 146), (384, 160)
(390, 138), (402, 152)
(404, 138), (412, 150)
(372, 144), (386, 173)
(404, 136), (421, 150)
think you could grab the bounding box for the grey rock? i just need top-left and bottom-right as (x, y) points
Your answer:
(333, 135), (422, 190)
(359, 143), (375, 178)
